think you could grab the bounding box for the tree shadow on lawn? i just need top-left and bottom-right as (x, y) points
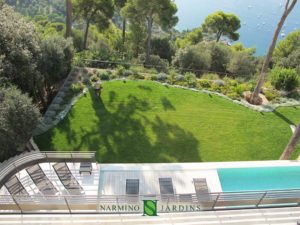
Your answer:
(161, 97), (176, 111)
(272, 110), (295, 125)
(70, 89), (201, 163)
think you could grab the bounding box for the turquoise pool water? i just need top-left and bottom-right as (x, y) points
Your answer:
(217, 166), (300, 192)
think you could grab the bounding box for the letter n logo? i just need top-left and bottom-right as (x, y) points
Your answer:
(143, 200), (157, 216)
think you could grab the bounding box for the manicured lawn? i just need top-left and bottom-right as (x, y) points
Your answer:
(35, 80), (300, 163)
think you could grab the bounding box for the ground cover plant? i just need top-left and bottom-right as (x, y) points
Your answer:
(35, 80), (300, 163)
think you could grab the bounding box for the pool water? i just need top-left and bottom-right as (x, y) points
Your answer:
(217, 166), (300, 192)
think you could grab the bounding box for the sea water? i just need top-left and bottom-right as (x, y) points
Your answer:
(175, 0), (300, 55)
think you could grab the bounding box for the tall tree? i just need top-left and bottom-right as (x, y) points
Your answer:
(202, 11), (240, 42)
(74, 0), (114, 49)
(0, 86), (40, 162)
(115, 0), (127, 45)
(122, 0), (178, 65)
(280, 124), (300, 160)
(250, 0), (297, 104)
(66, 0), (73, 38)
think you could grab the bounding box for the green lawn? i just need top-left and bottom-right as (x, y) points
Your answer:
(35, 80), (300, 163)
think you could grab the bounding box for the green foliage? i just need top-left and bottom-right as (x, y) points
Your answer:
(172, 44), (211, 74)
(74, 0), (115, 49)
(197, 79), (212, 89)
(201, 73), (220, 80)
(176, 28), (203, 48)
(74, 0), (114, 30)
(264, 89), (281, 101)
(275, 46), (300, 74)
(157, 73), (168, 82)
(90, 74), (99, 83)
(231, 42), (256, 55)
(202, 11), (241, 42)
(184, 72), (197, 87)
(116, 65), (126, 77)
(70, 83), (84, 94)
(0, 4), (42, 100)
(0, 86), (40, 162)
(98, 71), (111, 81)
(122, 0), (178, 61)
(126, 20), (147, 57)
(273, 31), (300, 77)
(270, 67), (299, 91)
(39, 35), (74, 98)
(206, 41), (231, 73)
(167, 70), (177, 85)
(151, 37), (175, 62)
(5, 0), (65, 18)
(274, 30), (300, 61)
(227, 51), (256, 79)
(139, 54), (169, 73)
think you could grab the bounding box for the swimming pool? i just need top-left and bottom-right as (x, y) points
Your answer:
(217, 166), (300, 192)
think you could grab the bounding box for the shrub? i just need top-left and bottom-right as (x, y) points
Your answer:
(90, 74), (99, 83)
(150, 75), (158, 81)
(197, 79), (211, 89)
(172, 43), (211, 75)
(130, 71), (144, 80)
(83, 78), (91, 85)
(123, 70), (133, 77)
(270, 67), (299, 91)
(226, 92), (240, 100)
(227, 51), (256, 79)
(70, 83), (84, 94)
(168, 70), (177, 85)
(175, 75), (185, 82)
(98, 71), (110, 81)
(139, 54), (169, 73)
(214, 80), (226, 87)
(264, 89), (281, 101)
(116, 65), (125, 77)
(184, 72), (197, 87)
(157, 73), (168, 82)
(235, 83), (249, 96)
(201, 73), (220, 80)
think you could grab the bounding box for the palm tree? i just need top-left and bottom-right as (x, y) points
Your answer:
(280, 124), (300, 160)
(250, 0), (297, 105)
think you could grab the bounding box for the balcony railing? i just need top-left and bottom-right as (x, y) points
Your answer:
(1, 189), (300, 214)
(0, 151), (96, 187)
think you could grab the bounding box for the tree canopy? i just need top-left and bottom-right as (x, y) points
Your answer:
(176, 28), (203, 48)
(74, 0), (115, 49)
(122, 0), (178, 64)
(202, 11), (240, 42)
(0, 86), (40, 162)
(0, 4), (42, 101)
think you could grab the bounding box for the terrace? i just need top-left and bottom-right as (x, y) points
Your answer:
(1, 152), (300, 214)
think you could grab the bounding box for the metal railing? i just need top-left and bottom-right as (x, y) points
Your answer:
(0, 151), (96, 187)
(1, 189), (300, 214)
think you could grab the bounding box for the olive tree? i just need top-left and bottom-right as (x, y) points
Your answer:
(0, 86), (40, 162)
(0, 4), (42, 101)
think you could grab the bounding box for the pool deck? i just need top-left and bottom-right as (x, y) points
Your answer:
(2, 160), (300, 196)
(99, 160), (300, 195)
